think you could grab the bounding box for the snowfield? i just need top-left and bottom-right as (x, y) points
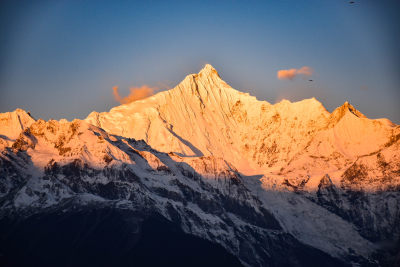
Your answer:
(1, 64), (399, 266)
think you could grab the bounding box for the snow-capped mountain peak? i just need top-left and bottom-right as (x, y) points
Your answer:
(329, 101), (366, 123)
(0, 108), (35, 145)
(1, 65), (399, 266)
(85, 65), (398, 180)
(198, 63), (220, 77)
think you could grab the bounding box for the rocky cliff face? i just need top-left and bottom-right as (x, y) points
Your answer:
(1, 65), (399, 266)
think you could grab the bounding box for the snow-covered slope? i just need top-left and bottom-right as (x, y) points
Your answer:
(84, 64), (399, 264)
(85, 64), (397, 182)
(1, 64), (399, 266)
(0, 118), (356, 266)
(0, 109), (35, 149)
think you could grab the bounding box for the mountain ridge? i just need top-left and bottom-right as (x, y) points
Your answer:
(0, 64), (399, 266)
(85, 64), (397, 179)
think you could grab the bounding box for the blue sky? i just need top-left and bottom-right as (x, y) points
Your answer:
(1, 0), (399, 122)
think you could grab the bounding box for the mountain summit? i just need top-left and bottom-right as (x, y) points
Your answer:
(86, 64), (397, 176)
(1, 64), (399, 266)
(198, 63), (220, 76)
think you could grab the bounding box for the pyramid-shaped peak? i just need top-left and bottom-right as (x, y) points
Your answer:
(198, 64), (220, 77)
(339, 101), (366, 118)
(201, 63), (217, 71)
(328, 101), (367, 126)
(0, 108), (36, 140)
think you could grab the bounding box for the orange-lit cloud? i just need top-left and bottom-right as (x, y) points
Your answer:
(112, 85), (156, 104)
(277, 66), (313, 80)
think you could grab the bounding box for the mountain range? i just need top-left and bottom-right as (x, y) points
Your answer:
(0, 64), (399, 266)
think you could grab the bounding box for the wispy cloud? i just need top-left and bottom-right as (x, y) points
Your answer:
(112, 85), (156, 104)
(277, 66), (313, 80)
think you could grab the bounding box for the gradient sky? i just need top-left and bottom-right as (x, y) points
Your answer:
(1, 0), (399, 122)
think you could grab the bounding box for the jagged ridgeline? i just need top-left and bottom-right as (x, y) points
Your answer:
(0, 65), (399, 267)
